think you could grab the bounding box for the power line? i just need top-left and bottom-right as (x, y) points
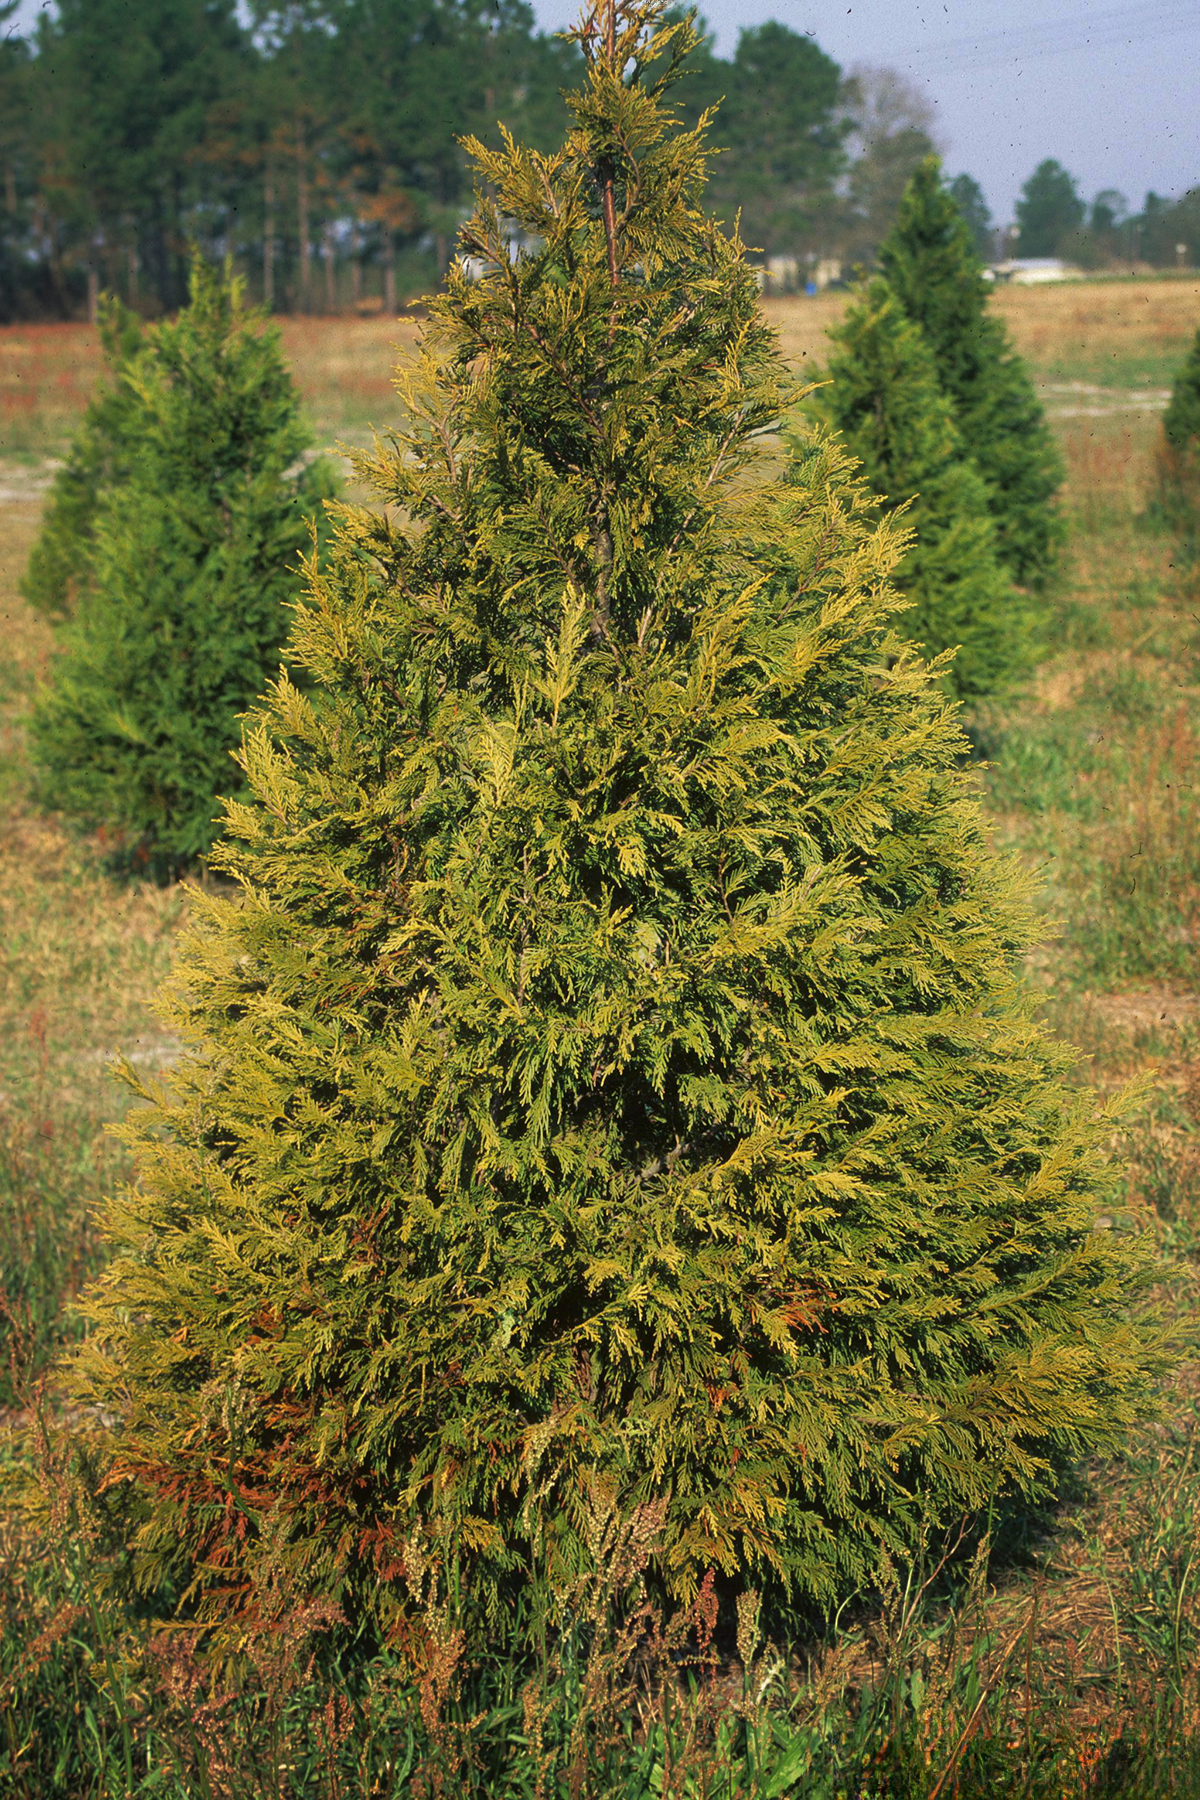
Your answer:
(903, 1), (1200, 74)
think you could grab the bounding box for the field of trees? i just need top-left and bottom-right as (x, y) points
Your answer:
(2, 249), (1200, 1791)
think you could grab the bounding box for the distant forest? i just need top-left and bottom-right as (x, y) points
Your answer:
(1, 0), (1197, 322)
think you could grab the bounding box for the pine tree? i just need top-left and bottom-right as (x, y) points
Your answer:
(21, 296), (145, 620)
(68, 2), (1166, 1657)
(805, 277), (1031, 699)
(30, 258), (335, 872)
(879, 156), (1065, 590)
(1152, 321), (1200, 562)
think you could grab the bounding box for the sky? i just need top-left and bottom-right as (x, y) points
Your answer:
(531, 0), (1200, 225)
(8, 0), (1198, 227)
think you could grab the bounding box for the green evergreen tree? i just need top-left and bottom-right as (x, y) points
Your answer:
(805, 277), (1030, 699)
(879, 156), (1065, 590)
(30, 258), (335, 871)
(1152, 322), (1200, 562)
(1015, 158), (1085, 258)
(67, 2), (1165, 1658)
(947, 172), (992, 260)
(21, 297), (144, 620)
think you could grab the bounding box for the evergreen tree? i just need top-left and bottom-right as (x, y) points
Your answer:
(1152, 321), (1200, 562)
(879, 156), (1065, 590)
(677, 19), (849, 259)
(35, 0), (247, 312)
(68, 2), (1165, 1658)
(31, 258), (335, 871)
(21, 296), (144, 619)
(1015, 158), (1085, 258)
(947, 172), (992, 260)
(805, 276), (1029, 699)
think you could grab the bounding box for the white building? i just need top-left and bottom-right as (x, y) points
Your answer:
(989, 257), (1081, 285)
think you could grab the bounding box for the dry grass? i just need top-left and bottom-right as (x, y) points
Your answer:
(276, 312), (422, 445)
(765, 274), (1200, 394)
(0, 312), (424, 458)
(3, 274), (1195, 462)
(0, 470), (182, 1405)
(994, 275), (1200, 388)
(0, 323), (106, 458)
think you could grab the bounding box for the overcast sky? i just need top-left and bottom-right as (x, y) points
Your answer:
(532, 0), (1200, 224)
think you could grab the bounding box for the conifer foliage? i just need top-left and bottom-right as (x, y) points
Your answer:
(30, 259), (335, 870)
(879, 157), (1065, 590)
(21, 296), (145, 620)
(805, 278), (1029, 699)
(70, 3), (1164, 1654)
(1153, 321), (1200, 563)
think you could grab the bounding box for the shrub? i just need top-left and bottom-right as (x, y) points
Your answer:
(66, 0), (1168, 1662)
(879, 156), (1065, 591)
(29, 258), (336, 873)
(1152, 321), (1200, 561)
(20, 295), (145, 620)
(804, 276), (1031, 699)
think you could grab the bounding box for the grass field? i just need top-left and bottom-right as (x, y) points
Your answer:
(2, 281), (1200, 1795)
(4, 274), (1199, 459)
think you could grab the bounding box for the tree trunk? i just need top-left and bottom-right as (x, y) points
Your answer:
(350, 222), (362, 308)
(264, 163), (275, 311)
(296, 118), (310, 310)
(126, 229), (139, 306)
(86, 252), (99, 324)
(323, 219), (336, 312)
(384, 244), (396, 315)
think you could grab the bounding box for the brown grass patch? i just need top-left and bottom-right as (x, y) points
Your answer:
(2, 276), (1192, 463)
(994, 275), (1200, 386)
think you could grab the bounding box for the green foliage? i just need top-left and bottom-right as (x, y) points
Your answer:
(1015, 157), (1086, 257)
(29, 258), (335, 872)
(20, 296), (144, 619)
(805, 277), (1031, 699)
(879, 157), (1066, 591)
(30, 0), (246, 313)
(676, 18), (849, 257)
(947, 172), (992, 260)
(1152, 322), (1200, 559)
(65, 1), (1168, 1661)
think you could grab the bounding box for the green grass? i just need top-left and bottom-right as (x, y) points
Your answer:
(3, 290), (1200, 1796)
(992, 277), (1200, 393)
(0, 505), (181, 1406)
(976, 414), (1200, 990)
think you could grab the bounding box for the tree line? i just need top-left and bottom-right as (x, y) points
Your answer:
(1, 0), (1196, 325)
(0, 0), (953, 320)
(1012, 157), (1200, 269)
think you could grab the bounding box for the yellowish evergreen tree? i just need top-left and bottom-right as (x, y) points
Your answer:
(68, 2), (1167, 1657)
